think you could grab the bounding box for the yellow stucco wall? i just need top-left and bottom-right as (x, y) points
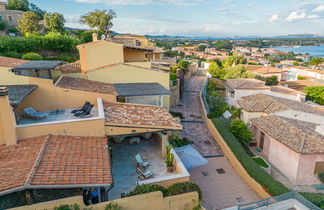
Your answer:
(0, 67), (29, 85)
(87, 64), (170, 109)
(106, 126), (162, 136)
(124, 48), (146, 62)
(0, 94), (17, 145)
(12, 191), (199, 210)
(78, 41), (124, 72)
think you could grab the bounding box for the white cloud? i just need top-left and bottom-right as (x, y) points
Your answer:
(307, 14), (319, 19)
(313, 5), (324, 12)
(286, 11), (306, 22)
(73, 0), (208, 6)
(268, 14), (280, 23)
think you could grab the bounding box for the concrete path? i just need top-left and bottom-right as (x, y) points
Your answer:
(172, 71), (261, 210)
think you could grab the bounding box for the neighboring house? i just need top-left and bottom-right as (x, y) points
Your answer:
(238, 93), (324, 185)
(0, 1), (23, 28)
(284, 66), (324, 81)
(224, 78), (306, 106)
(245, 65), (286, 81)
(295, 55), (311, 62)
(281, 80), (324, 91)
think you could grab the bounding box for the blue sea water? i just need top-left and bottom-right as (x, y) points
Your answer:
(274, 45), (324, 58)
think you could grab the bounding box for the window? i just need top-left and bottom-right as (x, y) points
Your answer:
(8, 16), (12, 21)
(314, 162), (324, 174)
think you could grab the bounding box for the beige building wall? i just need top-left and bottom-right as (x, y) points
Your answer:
(241, 110), (263, 124)
(87, 64), (170, 109)
(0, 67), (29, 85)
(77, 41), (124, 72)
(124, 48), (146, 62)
(296, 154), (324, 185)
(0, 90), (17, 145)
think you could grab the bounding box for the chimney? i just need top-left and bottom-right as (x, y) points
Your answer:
(92, 33), (98, 42)
(0, 87), (17, 145)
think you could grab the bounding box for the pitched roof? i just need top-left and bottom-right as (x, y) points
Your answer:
(114, 83), (170, 97)
(0, 135), (111, 194)
(226, 78), (268, 90)
(13, 61), (64, 71)
(270, 86), (305, 96)
(238, 94), (324, 115)
(280, 80), (324, 90)
(0, 56), (29, 68)
(251, 115), (324, 154)
(245, 65), (285, 74)
(0, 85), (37, 109)
(54, 61), (81, 73)
(55, 76), (117, 95)
(104, 102), (182, 130)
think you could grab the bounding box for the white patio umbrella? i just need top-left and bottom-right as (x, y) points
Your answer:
(174, 145), (208, 170)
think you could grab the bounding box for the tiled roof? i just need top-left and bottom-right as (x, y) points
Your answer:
(56, 76), (117, 95)
(0, 135), (111, 193)
(238, 94), (324, 115)
(104, 102), (182, 130)
(0, 85), (38, 109)
(280, 80), (324, 90)
(0, 56), (29, 68)
(270, 86), (305, 96)
(226, 78), (268, 90)
(54, 61), (81, 73)
(251, 115), (324, 154)
(245, 65), (285, 74)
(114, 83), (170, 97)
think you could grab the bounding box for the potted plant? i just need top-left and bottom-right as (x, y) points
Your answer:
(165, 145), (175, 173)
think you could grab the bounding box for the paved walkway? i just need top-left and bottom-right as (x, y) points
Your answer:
(172, 71), (261, 210)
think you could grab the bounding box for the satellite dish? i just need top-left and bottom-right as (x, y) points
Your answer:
(101, 35), (106, 40)
(284, 84), (289, 88)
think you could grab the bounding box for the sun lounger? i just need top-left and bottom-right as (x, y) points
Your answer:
(135, 154), (149, 167)
(74, 103), (93, 117)
(137, 168), (153, 180)
(23, 107), (48, 120)
(71, 101), (90, 113)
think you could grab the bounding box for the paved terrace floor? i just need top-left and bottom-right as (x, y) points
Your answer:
(172, 70), (261, 210)
(108, 136), (176, 200)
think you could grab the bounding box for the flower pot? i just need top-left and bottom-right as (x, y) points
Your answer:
(167, 166), (174, 173)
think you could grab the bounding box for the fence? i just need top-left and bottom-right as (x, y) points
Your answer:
(238, 191), (321, 210)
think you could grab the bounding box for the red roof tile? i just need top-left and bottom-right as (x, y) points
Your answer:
(0, 56), (29, 68)
(0, 135), (111, 193)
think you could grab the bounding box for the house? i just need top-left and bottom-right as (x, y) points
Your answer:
(284, 66), (324, 81)
(245, 65), (286, 81)
(280, 80), (324, 91)
(0, 1), (23, 29)
(238, 93), (324, 185)
(224, 78), (306, 106)
(296, 54), (311, 62)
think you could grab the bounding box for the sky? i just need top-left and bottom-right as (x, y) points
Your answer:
(27, 0), (324, 37)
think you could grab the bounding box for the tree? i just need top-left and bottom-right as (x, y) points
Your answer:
(164, 50), (178, 58)
(309, 57), (324, 66)
(303, 86), (324, 105)
(214, 40), (233, 51)
(223, 65), (254, 80)
(197, 45), (206, 52)
(17, 11), (41, 36)
(29, 3), (46, 19)
(0, 20), (7, 31)
(265, 75), (279, 86)
(80, 9), (116, 35)
(222, 55), (247, 68)
(7, 0), (29, 11)
(208, 62), (226, 79)
(293, 61), (299, 66)
(178, 60), (190, 73)
(44, 12), (65, 33)
(229, 119), (253, 143)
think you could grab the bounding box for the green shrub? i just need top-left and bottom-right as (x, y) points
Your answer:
(212, 117), (289, 196)
(300, 192), (324, 209)
(1, 51), (22, 59)
(318, 172), (324, 183)
(303, 86), (324, 105)
(22, 52), (43, 60)
(168, 182), (202, 200)
(297, 75), (306, 80)
(169, 111), (183, 119)
(54, 204), (80, 210)
(170, 72), (178, 81)
(229, 119), (253, 143)
(169, 135), (190, 147)
(265, 75), (278, 86)
(127, 184), (168, 197)
(105, 202), (122, 210)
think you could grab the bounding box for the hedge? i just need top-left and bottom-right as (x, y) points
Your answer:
(22, 52), (43, 60)
(126, 184), (168, 197)
(300, 192), (324, 209)
(212, 117), (289, 196)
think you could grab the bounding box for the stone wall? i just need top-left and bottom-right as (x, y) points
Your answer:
(170, 79), (180, 107)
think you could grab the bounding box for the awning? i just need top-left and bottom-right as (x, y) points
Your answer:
(12, 60), (64, 71)
(174, 145), (208, 170)
(114, 83), (170, 97)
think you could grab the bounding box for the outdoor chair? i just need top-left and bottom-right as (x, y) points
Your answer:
(135, 153), (149, 167)
(71, 101), (90, 114)
(23, 107), (48, 120)
(137, 168), (153, 180)
(74, 103), (93, 117)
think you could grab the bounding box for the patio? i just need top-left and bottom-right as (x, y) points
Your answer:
(17, 107), (99, 125)
(108, 134), (176, 200)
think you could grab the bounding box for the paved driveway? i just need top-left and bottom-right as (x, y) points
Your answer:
(172, 72), (261, 210)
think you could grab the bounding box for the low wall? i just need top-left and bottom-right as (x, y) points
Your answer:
(199, 80), (271, 199)
(11, 191), (199, 210)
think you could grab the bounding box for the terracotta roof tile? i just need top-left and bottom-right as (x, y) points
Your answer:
(251, 116), (324, 154)
(0, 135), (111, 193)
(0, 56), (29, 68)
(226, 78), (268, 90)
(104, 102), (182, 130)
(56, 76), (117, 95)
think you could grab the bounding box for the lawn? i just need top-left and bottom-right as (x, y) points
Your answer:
(252, 157), (269, 169)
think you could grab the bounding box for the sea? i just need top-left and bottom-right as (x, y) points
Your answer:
(274, 45), (324, 58)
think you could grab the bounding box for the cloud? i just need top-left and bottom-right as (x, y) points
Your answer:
(313, 5), (324, 12)
(307, 14), (319, 19)
(73, 0), (209, 6)
(268, 14), (280, 23)
(286, 11), (306, 22)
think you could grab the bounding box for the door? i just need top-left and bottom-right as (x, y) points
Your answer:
(259, 132), (265, 150)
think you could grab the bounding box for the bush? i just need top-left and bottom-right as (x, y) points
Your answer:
(212, 117), (289, 196)
(318, 172), (324, 183)
(168, 182), (202, 200)
(229, 119), (253, 143)
(127, 184), (168, 197)
(1, 51), (22, 59)
(169, 135), (190, 147)
(300, 192), (324, 209)
(303, 86), (324, 105)
(22, 52), (43, 60)
(169, 111), (183, 119)
(170, 72), (178, 81)
(54, 204), (80, 210)
(297, 75), (306, 80)
(105, 202), (122, 210)
(265, 75), (278, 86)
